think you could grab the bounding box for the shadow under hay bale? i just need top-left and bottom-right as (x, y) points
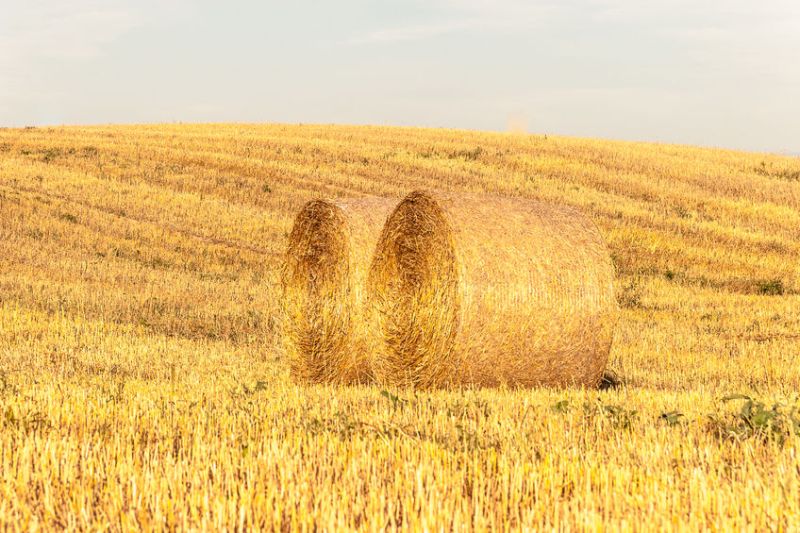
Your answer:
(367, 190), (619, 389)
(599, 369), (624, 390)
(281, 197), (395, 385)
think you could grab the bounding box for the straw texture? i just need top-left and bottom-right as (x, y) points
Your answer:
(367, 190), (618, 389)
(280, 197), (394, 384)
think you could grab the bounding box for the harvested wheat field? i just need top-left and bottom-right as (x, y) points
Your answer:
(368, 190), (617, 389)
(1, 124), (800, 530)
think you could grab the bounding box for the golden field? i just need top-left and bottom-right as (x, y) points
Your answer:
(1, 123), (799, 530)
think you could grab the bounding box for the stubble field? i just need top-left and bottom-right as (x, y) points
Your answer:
(1, 124), (799, 530)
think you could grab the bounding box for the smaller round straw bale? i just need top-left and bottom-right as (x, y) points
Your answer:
(280, 197), (394, 385)
(367, 190), (618, 389)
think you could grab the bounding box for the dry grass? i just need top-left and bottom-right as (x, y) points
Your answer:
(368, 190), (617, 388)
(281, 197), (394, 384)
(1, 124), (799, 530)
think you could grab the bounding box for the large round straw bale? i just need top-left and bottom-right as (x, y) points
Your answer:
(281, 197), (394, 385)
(367, 190), (618, 389)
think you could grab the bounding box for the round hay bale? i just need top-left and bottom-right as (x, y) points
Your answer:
(280, 197), (395, 385)
(367, 190), (618, 389)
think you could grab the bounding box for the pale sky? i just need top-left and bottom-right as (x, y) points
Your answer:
(1, 0), (798, 153)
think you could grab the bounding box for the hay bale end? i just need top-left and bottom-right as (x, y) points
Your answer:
(281, 197), (394, 385)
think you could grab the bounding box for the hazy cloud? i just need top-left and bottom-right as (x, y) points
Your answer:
(348, 19), (483, 45)
(0, 1), (139, 115)
(347, 1), (562, 44)
(0, 0), (189, 124)
(0, 1), (137, 67)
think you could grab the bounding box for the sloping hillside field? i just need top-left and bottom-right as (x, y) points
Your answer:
(1, 124), (799, 529)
